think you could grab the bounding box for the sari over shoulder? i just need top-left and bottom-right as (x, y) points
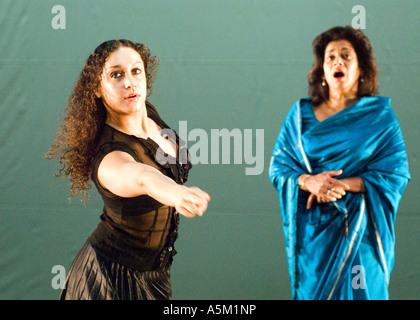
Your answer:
(269, 96), (410, 300)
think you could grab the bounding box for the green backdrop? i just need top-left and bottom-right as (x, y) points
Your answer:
(0, 0), (418, 300)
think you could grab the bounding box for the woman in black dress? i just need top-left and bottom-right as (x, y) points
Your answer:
(48, 39), (210, 300)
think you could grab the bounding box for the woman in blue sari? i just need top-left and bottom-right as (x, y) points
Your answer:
(269, 26), (410, 300)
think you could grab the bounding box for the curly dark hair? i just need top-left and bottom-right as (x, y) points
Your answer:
(47, 39), (159, 201)
(308, 26), (378, 106)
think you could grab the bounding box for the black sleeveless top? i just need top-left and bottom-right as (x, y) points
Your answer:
(88, 101), (192, 271)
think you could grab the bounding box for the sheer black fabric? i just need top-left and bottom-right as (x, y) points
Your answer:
(60, 102), (191, 300)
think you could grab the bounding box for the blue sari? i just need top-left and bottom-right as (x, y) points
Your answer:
(269, 96), (410, 300)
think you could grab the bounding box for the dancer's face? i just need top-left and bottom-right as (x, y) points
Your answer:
(323, 40), (361, 96)
(97, 46), (147, 115)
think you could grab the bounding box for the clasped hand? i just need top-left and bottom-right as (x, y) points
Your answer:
(302, 170), (350, 209)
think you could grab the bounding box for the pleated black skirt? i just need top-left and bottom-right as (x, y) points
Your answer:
(59, 240), (172, 300)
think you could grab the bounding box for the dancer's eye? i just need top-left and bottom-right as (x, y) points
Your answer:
(110, 71), (124, 78)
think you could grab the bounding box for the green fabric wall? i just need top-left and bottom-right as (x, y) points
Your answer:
(0, 0), (418, 299)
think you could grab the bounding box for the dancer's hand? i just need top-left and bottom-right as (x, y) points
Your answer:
(173, 185), (211, 218)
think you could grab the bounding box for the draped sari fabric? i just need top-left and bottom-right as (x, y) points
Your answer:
(269, 96), (410, 300)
